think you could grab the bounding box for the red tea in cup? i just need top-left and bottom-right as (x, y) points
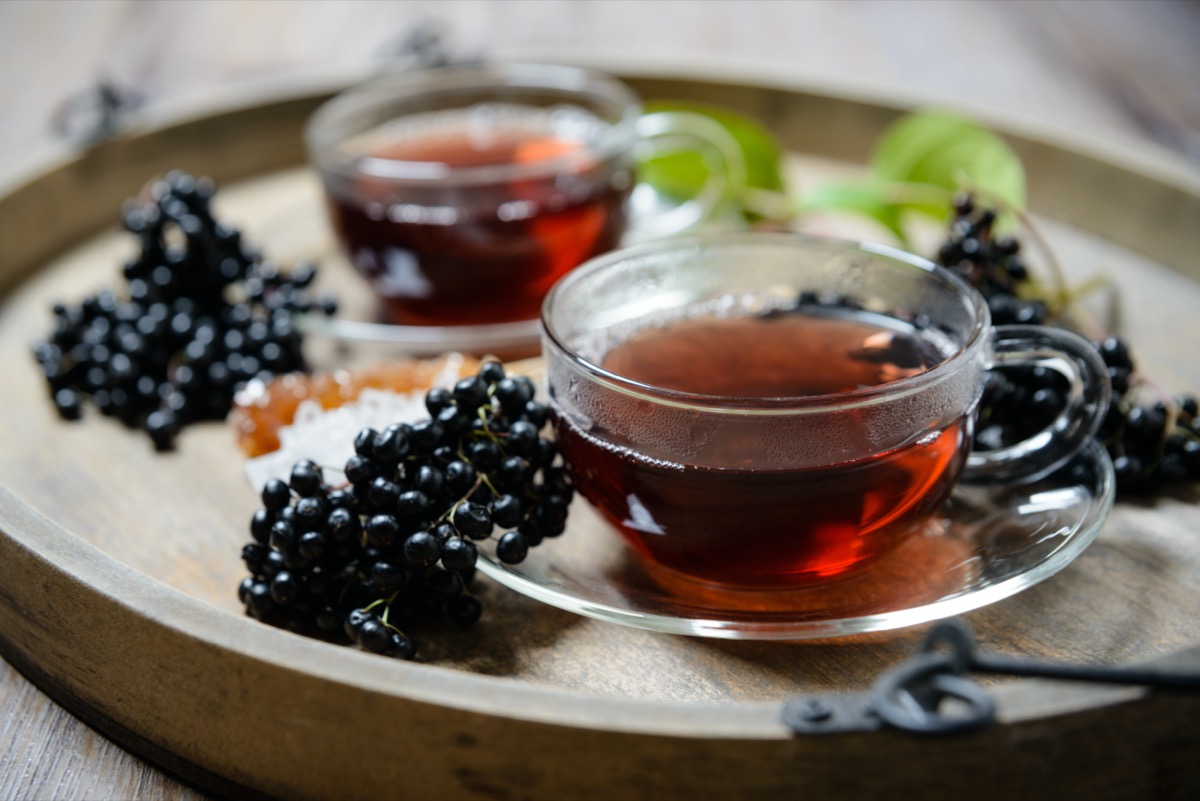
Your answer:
(323, 105), (632, 327)
(555, 309), (972, 586)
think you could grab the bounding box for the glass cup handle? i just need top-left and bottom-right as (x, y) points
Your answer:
(963, 325), (1112, 484)
(626, 111), (747, 241)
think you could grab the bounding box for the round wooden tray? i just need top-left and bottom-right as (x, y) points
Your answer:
(2, 71), (1199, 800)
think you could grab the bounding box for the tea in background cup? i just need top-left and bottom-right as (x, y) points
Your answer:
(542, 233), (1111, 589)
(306, 63), (740, 328)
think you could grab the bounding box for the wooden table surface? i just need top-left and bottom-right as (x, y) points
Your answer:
(1, 1), (1198, 799)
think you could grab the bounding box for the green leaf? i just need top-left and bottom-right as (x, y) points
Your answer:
(871, 110), (1026, 214)
(799, 109), (1027, 241)
(637, 101), (787, 218)
(795, 181), (907, 242)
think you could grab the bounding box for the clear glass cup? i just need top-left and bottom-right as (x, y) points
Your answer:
(306, 63), (740, 331)
(542, 232), (1111, 590)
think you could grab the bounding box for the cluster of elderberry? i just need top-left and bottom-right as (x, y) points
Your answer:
(237, 361), (572, 659)
(938, 196), (1200, 494)
(32, 171), (336, 449)
(973, 364), (1069, 453)
(1094, 338), (1200, 492)
(936, 194), (1048, 326)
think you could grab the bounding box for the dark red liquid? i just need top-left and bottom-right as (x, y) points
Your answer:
(554, 313), (972, 588)
(324, 109), (631, 327)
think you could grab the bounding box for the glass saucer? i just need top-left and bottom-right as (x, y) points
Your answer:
(298, 314), (541, 359)
(474, 440), (1115, 640)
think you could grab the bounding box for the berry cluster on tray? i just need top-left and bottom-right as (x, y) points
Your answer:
(238, 361), (573, 659)
(32, 171), (335, 450)
(936, 195), (1200, 493)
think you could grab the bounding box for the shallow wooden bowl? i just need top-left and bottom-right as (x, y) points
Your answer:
(1, 71), (1198, 800)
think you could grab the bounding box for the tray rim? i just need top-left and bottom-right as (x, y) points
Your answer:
(3, 65), (1199, 799)
(3, 62), (1199, 298)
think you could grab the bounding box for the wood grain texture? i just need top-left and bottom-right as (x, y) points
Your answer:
(1, 2), (1199, 799)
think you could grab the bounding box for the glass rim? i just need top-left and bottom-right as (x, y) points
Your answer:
(304, 62), (642, 185)
(540, 231), (992, 415)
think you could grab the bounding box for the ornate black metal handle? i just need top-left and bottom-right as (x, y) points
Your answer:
(783, 619), (1200, 736)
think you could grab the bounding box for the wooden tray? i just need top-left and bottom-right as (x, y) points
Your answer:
(1, 71), (1199, 800)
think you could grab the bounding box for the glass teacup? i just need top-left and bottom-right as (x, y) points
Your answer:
(306, 63), (740, 329)
(542, 233), (1110, 589)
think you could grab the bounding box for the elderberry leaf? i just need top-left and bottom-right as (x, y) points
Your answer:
(870, 110), (1026, 218)
(800, 110), (1026, 244)
(636, 101), (786, 220)
(794, 181), (906, 242)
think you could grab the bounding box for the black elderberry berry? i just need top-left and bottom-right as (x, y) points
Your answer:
(445, 460), (477, 495)
(325, 507), (360, 541)
(344, 607), (371, 634)
(490, 494), (524, 528)
(414, 464), (445, 498)
(54, 388), (83, 420)
(436, 404), (472, 435)
(424, 387), (452, 416)
(367, 478), (401, 510)
(522, 401), (549, 428)
(270, 571), (302, 606)
(410, 419), (445, 451)
(250, 508), (274, 543)
(505, 420), (539, 455)
(402, 531), (441, 570)
(1112, 454), (1147, 489)
(531, 438), (557, 469)
(372, 424), (410, 462)
(1124, 406), (1166, 452)
(344, 454), (376, 485)
(453, 501), (493, 540)
(354, 427), (379, 458)
(1028, 388), (1063, 428)
(493, 377), (529, 415)
(294, 495), (327, 525)
(396, 490), (433, 525)
(262, 550), (286, 580)
(238, 577), (256, 605)
(356, 619), (393, 654)
(466, 440), (501, 471)
(290, 463), (324, 496)
(452, 376), (489, 410)
(478, 361), (506, 385)
(1099, 337), (1133, 371)
(241, 542), (269, 574)
(245, 581), (274, 619)
(261, 478), (291, 511)
(388, 631), (417, 660)
(326, 488), (356, 510)
(269, 520), (296, 552)
(365, 514), (401, 548)
(440, 537), (477, 572)
(496, 531), (530, 564)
